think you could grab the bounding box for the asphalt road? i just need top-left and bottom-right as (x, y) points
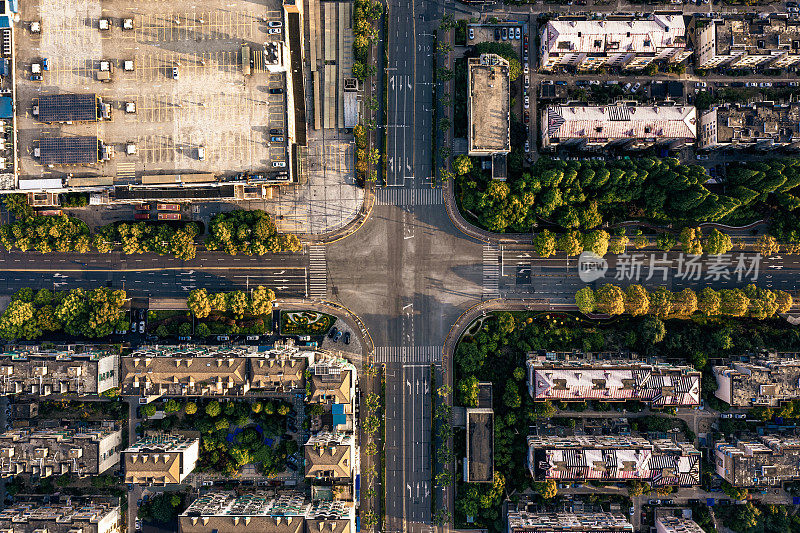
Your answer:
(0, 251), (308, 298)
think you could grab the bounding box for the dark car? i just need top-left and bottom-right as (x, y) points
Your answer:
(269, 128), (282, 135)
(269, 88), (283, 94)
(494, 28), (500, 40)
(333, 330), (343, 342)
(343, 331), (351, 345)
(328, 326), (338, 339)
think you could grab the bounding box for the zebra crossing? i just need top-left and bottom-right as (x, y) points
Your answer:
(115, 162), (136, 180)
(483, 243), (500, 299)
(375, 187), (443, 206)
(374, 345), (442, 364)
(308, 246), (328, 299)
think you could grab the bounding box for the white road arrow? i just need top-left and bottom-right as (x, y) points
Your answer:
(275, 279), (289, 283)
(275, 286), (289, 291)
(407, 78), (412, 90)
(390, 76), (395, 90)
(275, 270), (285, 275)
(407, 379), (412, 390)
(516, 253), (531, 259)
(407, 484), (412, 496)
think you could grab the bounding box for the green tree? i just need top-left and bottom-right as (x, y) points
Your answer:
(638, 316), (666, 345)
(705, 229), (733, 255)
(719, 288), (750, 317)
(497, 312), (515, 335)
(672, 288), (698, 317)
(557, 231), (583, 256)
(458, 375), (479, 407)
(249, 286), (275, 316)
(582, 230), (610, 256)
(196, 323), (211, 337)
(187, 289), (212, 318)
(648, 287), (673, 318)
(533, 230), (557, 258)
(534, 480), (557, 499)
(453, 155), (473, 176)
(185, 402), (197, 415)
(698, 287), (721, 315)
(141, 403), (157, 417)
(164, 399), (181, 413)
(502, 380), (521, 409)
(624, 284), (650, 316)
(679, 227), (703, 255)
(594, 284), (625, 315)
(757, 234), (780, 257)
(205, 401), (221, 418)
(575, 287), (595, 314)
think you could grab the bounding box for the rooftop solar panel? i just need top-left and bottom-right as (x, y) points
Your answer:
(39, 136), (99, 165)
(38, 93), (98, 123)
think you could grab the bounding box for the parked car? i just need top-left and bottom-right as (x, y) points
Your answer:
(131, 322), (137, 333)
(328, 326), (338, 339)
(343, 331), (351, 345)
(721, 413), (734, 419)
(696, 154), (709, 160)
(217, 335), (229, 342)
(494, 28), (500, 40)
(270, 136), (284, 142)
(178, 336), (191, 341)
(468, 27), (474, 40)
(269, 128), (282, 135)
(514, 27), (521, 39)
(172, 67), (178, 79)
(502, 27), (508, 40)
(268, 28), (281, 34)
(734, 413), (747, 419)
(268, 21), (283, 27)
(524, 140), (530, 153)
(138, 321), (145, 334)
(632, 82), (641, 92)
(523, 62), (529, 74)
(246, 335), (260, 341)
(524, 95), (529, 109)
(269, 88), (283, 94)
(333, 330), (343, 342)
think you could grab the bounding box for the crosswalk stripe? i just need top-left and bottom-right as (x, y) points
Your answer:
(308, 245), (327, 299)
(375, 188), (443, 206)
(374, 345), (442, 363)
(483, 243), (500, 300)
(116, 162), (136, 180)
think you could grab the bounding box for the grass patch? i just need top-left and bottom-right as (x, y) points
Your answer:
(280, 310), (336, 336)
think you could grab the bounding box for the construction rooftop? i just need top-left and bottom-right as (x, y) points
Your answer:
(467, 54), (510, 156)
(507, 511), (634, 533)
(713, 355), (800, 407)
(700, 102), (800, 149)
(715, 435), (800, 487)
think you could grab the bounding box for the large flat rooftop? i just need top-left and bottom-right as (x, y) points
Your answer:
(467, 54), (510, 156)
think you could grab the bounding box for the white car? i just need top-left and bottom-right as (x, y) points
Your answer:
(523, 62), (529, 75)
(524, 140), (530, 153)
(632, 82), (641, 92)
(138, 321), (145, 334)
(523, 95), (529, 109)
(514, 27), (521, 39)
(468, 27), (474, 40)
(268, 28), (281, 34)
(272, 161), (287, 168)
(268, 21), (283, 27)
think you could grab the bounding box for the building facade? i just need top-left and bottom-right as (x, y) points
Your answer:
(123, 433), (200, 485)
(179, 492), (354, 533)
(541, 104), (697, 151)
(713, 357), (800, 407)
(695, 16), (800, 70)
(304, 431), (355, 482)
(0, 347), (119, 397)
(540, 15), (691, 72)
(508, 511), (634, 533)
(715, 435), (800, 487)
(528, 359), (701, 407)
(699, 102), (800, 151)
(0, 426), (122, 478)
(528, 436), (700, 486)
(0, 499), (122, 533)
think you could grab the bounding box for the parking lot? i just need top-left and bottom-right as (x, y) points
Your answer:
(16, 0), (289, 180)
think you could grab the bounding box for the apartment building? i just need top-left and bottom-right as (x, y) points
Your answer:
(528, 435), (701, 486)
(304, 431), (355, 482)
(541, 104), (697, 151)
(0, 499), (122, 533)
(656, 517), (704, 533)
(713, 356), (800, 407)
(0, 426), (122, 478)
(308, 356), (357, 432)
(123, 434), (200, 485)
(715, 435), (800, 487)
(528, 359), (701, 407)
(695, 15), (800, 70)
(540, 15), (691, 72)
(120, 345), (251, 399)
(120, 345), (318, 400)
(699, 102), (800, 151)
(0, 347), (119, 397)
(507, 511), (634, 532)
(179, 492), (354, 533)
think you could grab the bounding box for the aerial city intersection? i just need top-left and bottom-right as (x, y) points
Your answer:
(0, 0), (797, 532)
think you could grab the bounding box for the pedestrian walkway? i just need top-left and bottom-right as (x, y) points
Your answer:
(116, 162), (136, 180)
(374, 345), (442, 364)
(482, 243), (500, 299)
(375, 187), (443, 206)
(308, 245), (328, 299)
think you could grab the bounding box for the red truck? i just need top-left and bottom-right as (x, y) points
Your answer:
(157, 212), (181, 221)
(157, 203), (180, 211)
(134, 213), (150, 220)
